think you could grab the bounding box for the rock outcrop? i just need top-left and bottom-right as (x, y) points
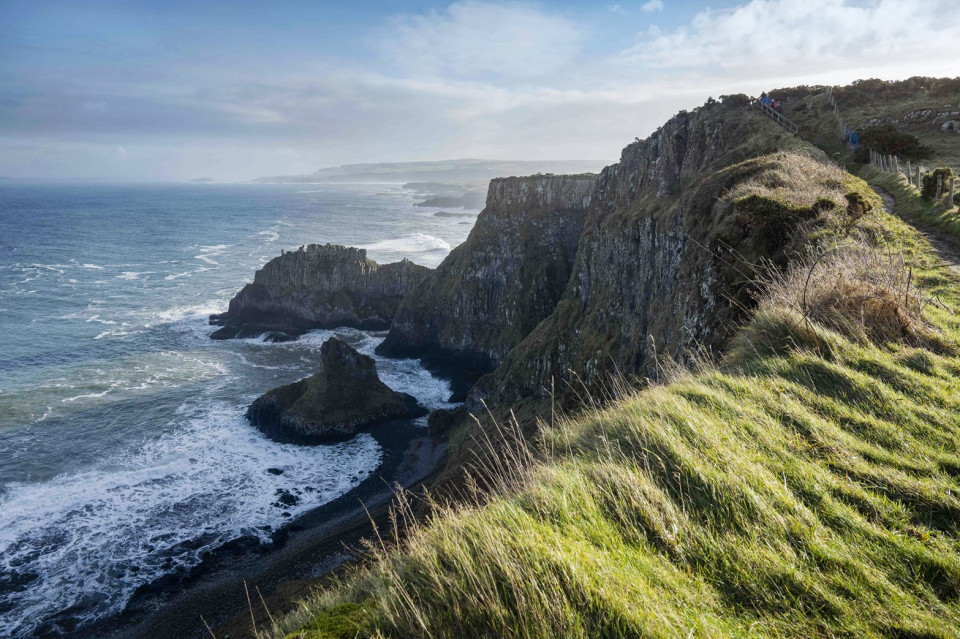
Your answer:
(463, 98), (840, 412)
(377, 174), (594, 396)
(246, 337), (423, 444)
(210, 244), (430, 341)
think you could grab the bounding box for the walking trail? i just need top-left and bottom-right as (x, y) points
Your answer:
(871, 184), (960, 278)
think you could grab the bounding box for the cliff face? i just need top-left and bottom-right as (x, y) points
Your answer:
(210, 244), (430, 340)
(465, 100), (822, 409)
(376, 174), (594, 392)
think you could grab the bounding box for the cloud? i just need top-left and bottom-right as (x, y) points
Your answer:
(621, 0), (960, 80)
(377, 1), (584, 80)
(641, 0), (664, 12)
(2, 0), (956, 180)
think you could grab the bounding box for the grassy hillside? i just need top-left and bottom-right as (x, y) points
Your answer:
(256, 148), (960, 637)
(774, 78), (960, 173)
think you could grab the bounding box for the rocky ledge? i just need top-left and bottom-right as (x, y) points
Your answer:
(246, 337), (424, 444)
(210, 244), (430, 341)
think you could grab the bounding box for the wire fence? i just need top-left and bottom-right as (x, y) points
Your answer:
(827, 86), (956, 205)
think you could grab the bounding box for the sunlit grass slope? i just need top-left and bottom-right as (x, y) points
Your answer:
(267, 171), (960, 638)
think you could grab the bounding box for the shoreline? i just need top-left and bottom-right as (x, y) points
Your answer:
(77, 416), (447, 639)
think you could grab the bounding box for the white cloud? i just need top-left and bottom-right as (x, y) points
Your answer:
(378, 1), (584, 80)
(641, 0), (664, 12)
(621, 0), (960, 81)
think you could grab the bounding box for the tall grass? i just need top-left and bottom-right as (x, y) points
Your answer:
(262, 186), (960, 639)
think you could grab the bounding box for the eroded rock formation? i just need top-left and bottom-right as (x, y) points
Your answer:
(210, 244), (430, 341)
(377, 174), (594, 396)
(246, 337), (423, 444)
(463, 99), (819, 412)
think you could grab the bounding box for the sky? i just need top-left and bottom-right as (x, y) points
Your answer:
(1, 0), (957, 181)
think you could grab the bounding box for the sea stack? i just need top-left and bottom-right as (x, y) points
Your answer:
(246, 337), (424, 444)
(210, 244), (430, 341)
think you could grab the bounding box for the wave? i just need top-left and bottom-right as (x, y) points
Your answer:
(270, 328), (456, 414)
(0, 401), (381, 637)
(360, 233), (452, 255)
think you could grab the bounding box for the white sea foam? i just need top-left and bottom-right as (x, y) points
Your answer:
(258, 229), (280, 242)
(0, 401), (381, 637)
(272, 329), (456, 414)
(360, 233), (452, 255)
(116, 271), (142, 280)
(82, 263), (104, 270)
(192, 244), (230, 266)
(164, 271), (192, 281)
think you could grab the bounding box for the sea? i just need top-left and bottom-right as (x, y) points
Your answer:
(0, 181), (478, 637)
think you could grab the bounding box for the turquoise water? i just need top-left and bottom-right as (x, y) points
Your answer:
(0, 182), (476, 636)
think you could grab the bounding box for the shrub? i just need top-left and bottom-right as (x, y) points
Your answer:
(853, 124), (933, 163)
(720, 93), (751, 108)
(759, 244), (936, 348)
(921, 167), (956, 201)
(835, 76), (960, 107)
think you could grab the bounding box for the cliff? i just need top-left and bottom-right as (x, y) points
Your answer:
(246, 337), (423, 444)
(377, 174), (594, 394)
(462, 98), (856, 411)
(210, 244), (430, 341)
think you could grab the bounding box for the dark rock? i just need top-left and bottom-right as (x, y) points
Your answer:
(246, 337), (425, 444)
(377, 174), (594, 396)
(273, 489), (300, 508)
(469, 100), (828, 411)
(210, 244), (430, 341)
(266, 467), (284, 475)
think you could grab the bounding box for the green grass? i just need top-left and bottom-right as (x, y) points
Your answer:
(263, 176), (960, 638)
(859, 165), (960, 240)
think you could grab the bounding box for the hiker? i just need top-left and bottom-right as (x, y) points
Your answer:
(773, 100), (783, 114)
(761, 92), (772, 107)
(849, 130), (860, 150)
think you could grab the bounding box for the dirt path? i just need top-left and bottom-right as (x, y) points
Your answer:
(871, 184), (960, 277)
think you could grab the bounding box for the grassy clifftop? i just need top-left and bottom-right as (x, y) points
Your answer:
(267, 196), (960, 639)
(257, 86), (960, 639)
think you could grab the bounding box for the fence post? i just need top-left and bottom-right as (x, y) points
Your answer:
(894, 156), (900, 174)
(918, 165), (923, 189)
(937, 174), (943, 199)
(951, 176), (956, 207)
(906, 160), (912, 186)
